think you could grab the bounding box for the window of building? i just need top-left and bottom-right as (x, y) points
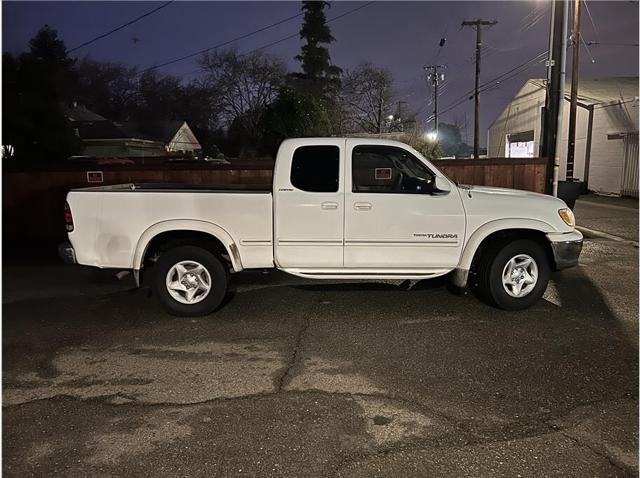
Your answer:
(290, 145), (340, 192)
(352, 145), (435, 194)
(506, 130), (535, 158)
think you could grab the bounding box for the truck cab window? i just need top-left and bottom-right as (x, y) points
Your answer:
(352, 145), (435, 194)
(290, 145), (340, 193)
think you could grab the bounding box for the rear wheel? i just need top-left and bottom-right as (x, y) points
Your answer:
(153, 245), (228, 316)
(475, 239), (550, 310)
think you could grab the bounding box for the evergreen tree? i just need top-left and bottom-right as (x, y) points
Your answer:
(3, 26), (80, 161)
(294, 1), (341, 98)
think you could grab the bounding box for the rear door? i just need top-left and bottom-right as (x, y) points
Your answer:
(344, 140), (465, 269)
(274, 139), (345, 268)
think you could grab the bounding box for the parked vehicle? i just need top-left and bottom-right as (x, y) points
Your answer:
(60, 138), (583, 316)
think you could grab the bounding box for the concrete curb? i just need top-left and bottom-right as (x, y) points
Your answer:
(576, 225), (639, 247)
(575, 199), (639, 213)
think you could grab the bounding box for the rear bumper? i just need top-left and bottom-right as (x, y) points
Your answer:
(58, 241), (77, 264)
(547, 230), (583, 270)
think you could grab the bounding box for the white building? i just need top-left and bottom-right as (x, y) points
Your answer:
(487, 77), (639, 197)
(120, 120), (202, 155)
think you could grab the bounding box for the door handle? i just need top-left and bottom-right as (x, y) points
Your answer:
(321, 201), (339, 210)
(353, 202), (372, 211)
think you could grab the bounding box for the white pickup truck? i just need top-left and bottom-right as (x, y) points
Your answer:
(60, 138), (582, 316)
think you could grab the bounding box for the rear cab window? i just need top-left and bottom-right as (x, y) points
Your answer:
(290, 145), (340, 193)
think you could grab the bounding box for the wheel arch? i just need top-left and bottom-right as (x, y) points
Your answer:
(459, 219), (556, 272)
(133, 220), (243, 272)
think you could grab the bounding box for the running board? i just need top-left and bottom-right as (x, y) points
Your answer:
(282, 268), (451, 280)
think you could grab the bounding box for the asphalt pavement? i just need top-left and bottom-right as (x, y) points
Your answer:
(3, 212), (638, 477)
(574, 195), (639, 242)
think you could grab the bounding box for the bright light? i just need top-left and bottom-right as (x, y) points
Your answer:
(386, 115), (394, 121)
(426, 132), (438, 142)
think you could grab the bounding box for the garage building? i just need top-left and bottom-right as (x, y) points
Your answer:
(487, 77), (639, 197)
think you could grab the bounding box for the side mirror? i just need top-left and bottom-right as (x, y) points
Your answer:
(433, 176), (451, 195)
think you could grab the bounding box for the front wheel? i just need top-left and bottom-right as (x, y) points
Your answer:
(475, 239), (550, 310)
(153, 245), (228, 317)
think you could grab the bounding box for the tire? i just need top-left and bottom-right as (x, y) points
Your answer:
(153, 245), (228, 317)
(475, 239), (550, 310)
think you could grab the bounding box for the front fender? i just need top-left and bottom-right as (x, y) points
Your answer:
(132, 219), (243, 272)
(457, 218), (556, 271)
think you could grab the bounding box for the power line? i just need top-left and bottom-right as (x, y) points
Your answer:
(477, 55), (547, 96)
(68, 1), (174, 53)
(581, 36), (596, 63)
(582, 0), (600, 44)
(140, 10), (305, 74)
(437, 51), (547, 119)
(476, 51), (547, 94)
(586, 41), (639, 47)
(178, 2), (375, 79)
(518, 5), (549, 34)
(451, 51), (547, 105)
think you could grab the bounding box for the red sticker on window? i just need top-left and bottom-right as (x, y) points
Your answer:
(375, 168), (392, 180)
(87, 171), (104, 183)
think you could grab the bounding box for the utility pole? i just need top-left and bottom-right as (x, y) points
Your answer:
(541, 0), (569, 196)
(397, 101), (407, 132)
(424, 65), (446, 138)
(566, 0), (581, 181)
(464, 112), (469, 146)
(462, 18), (497, 158)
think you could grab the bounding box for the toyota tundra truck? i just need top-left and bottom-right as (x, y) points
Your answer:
(60, 138), (583, 316)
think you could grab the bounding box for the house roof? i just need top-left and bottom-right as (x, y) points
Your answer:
(65, 104), (130, 140)
(64, 104), (109, 122)
(119, 121), (185, 143)
(72, 121), (129, 140)
(65, 105), (196, 145)
(528, 76), (639, 105)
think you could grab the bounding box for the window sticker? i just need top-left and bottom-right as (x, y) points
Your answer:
(87, 171), (104, 183)
(375, 168), (392, 180)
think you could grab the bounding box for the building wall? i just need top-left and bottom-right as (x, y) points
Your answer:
(489, 80), (639, 195)
(586, 99), (639, 194)
(167, 124), (201, 153)
(83, 140), (166, 158)
(487, 81), (545, 158)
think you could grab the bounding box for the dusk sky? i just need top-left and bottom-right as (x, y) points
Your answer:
(3, 1), (638, 145)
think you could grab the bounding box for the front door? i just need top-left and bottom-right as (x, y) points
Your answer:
(274, 140), (345, 268)
(344, 140), (465, 269)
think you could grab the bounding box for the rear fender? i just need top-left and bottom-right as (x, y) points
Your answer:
(132, 219), (243, 272)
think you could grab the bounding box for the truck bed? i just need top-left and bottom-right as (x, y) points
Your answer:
(74, 183), (272, 193)
(66, 186), (274, 271)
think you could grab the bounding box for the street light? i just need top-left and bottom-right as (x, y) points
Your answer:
(426, 131), (438, 142)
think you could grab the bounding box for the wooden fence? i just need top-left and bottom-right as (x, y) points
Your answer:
(3, 161), (274, 246)
(432, 157), (547, 192)
(3, 157), (546, 246)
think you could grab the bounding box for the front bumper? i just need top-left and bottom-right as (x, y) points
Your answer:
(547, 230), (583, 270)
(58, 241), (77, 264)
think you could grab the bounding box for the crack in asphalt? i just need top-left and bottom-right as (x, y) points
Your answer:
(552, 426), (636, 477)
(328, 422), (637, 478)
(275, 309), (312, 393)
(5, 296), (637, 475)
(276, 316), (310, 392)
(4, 385), (636, 476)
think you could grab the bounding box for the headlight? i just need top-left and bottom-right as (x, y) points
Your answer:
(558, 208), (575, 227)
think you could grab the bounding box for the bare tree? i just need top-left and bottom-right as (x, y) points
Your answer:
(340, 63), (419, 135)
(341, 62), (394, 134)
(199, 49), (286, 140)
(75, 59), (139, 121)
